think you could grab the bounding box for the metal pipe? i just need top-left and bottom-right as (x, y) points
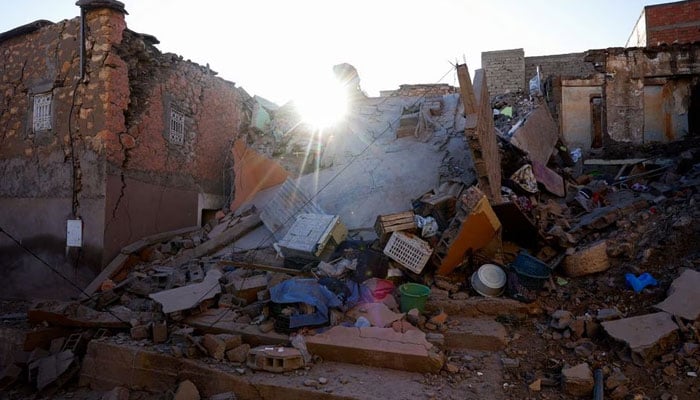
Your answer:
(593, 368), (604, 400)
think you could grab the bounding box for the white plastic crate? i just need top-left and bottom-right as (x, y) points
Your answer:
(383, 231), (433, 274)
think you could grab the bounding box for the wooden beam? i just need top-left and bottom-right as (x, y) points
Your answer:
(456, 64), (477, 115)
(218, 260), (304, 276)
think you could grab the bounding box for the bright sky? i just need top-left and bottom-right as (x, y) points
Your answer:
(1, 0), (666, 105)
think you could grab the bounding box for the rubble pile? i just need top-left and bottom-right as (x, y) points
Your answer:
(2, 85), (700, 400)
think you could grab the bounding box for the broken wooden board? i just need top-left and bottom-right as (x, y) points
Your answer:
(509, 107), (559, 166)
(532, 160), (565, 197)
(583, 158), (647, 166)
(218, 260), (303, 276)
(149, 269), (222, 314)
(28, 301), (131, 329)
(170, 214), (262, 268)
(374, 211), (417, 244)
(185, 309), (288, 346)
(437, 196), (501, 275)
(120, 226), (199, 255)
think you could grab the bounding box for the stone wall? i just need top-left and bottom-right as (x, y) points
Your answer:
(481, 48), (525, 97)
(0, 2), (247, 296)
(524, 53), (597, 80)
(380, 84), (458, 97)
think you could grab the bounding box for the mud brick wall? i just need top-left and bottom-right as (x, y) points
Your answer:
(645, 0), (700, 46)
(0, 3), (247, 296)
(524, 53), (597, 80)
(385, 84), (458, 97)
(481, 48), (525, 97)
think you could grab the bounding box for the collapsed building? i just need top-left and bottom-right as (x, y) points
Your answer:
(1, 0), (700, 400)
(0, 0), (247, 297)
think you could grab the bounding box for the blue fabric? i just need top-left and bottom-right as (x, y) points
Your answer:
(269, 278), (342, 328)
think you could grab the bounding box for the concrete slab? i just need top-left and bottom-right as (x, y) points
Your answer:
(304, 326), (444, 373)
(346, 302), (404, 328)
(149, 270), (222, 314)
(655, 269), (700, 321)
(601, 312), (679, 363)
(185, 309), (288, 346)
(425, 297), (542, 318)
(80, 339), (504, 400)
(443, 318), (508, 351)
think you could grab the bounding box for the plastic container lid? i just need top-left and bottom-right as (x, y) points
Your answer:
(476, 264), (507, 289)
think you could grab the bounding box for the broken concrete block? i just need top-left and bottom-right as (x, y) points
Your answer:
(152, 321), (167, 344)
(149, 269), (222, 314)
(101, 386), (129, 400)
(225, 344), (250, 363)
(174, 379), (200, 400)
(601, 312), (679, 364)
(209, 392), (236, 400)
(563, 240), (609, 277)
(218, 334), (243, 351)
(203, 334), (226, 360)
(246, 346), (304, 373)
(130, 325), (149, 340)
(655, 269), (700, 321)
(443, 317), (507, 351)
(305, 326), (444, 373)
(562, 363), (594, 397)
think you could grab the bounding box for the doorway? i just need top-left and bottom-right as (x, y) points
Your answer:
(590, 96), (603, 148)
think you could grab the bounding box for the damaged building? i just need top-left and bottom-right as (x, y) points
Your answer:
(1, 0), (700, 399)
(0, 0), (248, 297)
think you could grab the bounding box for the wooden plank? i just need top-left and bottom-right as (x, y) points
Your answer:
(583, 158), (646, 166)
(383, 222), (417, 232)
(218, 260), (304, 276)
(81, 253), (129, 298)
(171, 214), (262, 268)
(120, 225), (199, 255)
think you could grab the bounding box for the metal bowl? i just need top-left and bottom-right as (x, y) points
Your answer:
(471, 264), (506, 297)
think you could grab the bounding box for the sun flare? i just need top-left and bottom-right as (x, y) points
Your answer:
(294, 72), (349, 130)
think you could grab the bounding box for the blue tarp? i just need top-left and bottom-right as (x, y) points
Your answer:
(269, 278), (343, 328)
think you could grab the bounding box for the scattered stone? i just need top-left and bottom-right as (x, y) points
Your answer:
(101, 386), (129, 400)
(218, 334), (243, 350)
(528, 379), (541, 392)
(605, 369), (629, 390)
(259, 320), (275, 333)
(682, 342), (699, 356)
(452, 292), (469, 300)
(445, 362), (460, 373)
(130, 325), (149, 340)
(203, 334), (226, 360)
(601, 312), (679, 364)
(174, 380), (200, 400)
(425, 333), (444, 346)
(225, 344), (250, 363)
(209, 392), (236, 400)
(562, 363), (594, 396)
(318, 377), (328, 385)
(596, 308), (623, 322)
(563, 240), (609, 277)
(655, 269), (700, 321)
(501, 358), (520, 369)
(152, 321), (167, 344)
(660, 353), (675, 363)
(574, 341), (595, 358)
(550, 310), (574, 330)
(569, 318), (585, 338)
(303, 379), (319, 388)
(610, 385), (629, 399)
(406, 308), (421, 325)
(663, 365), (677, 377)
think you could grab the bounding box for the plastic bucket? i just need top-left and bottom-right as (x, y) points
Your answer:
(399, 283), (431, 313)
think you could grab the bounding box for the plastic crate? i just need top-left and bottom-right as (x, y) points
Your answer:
(383, 231), (433, 274)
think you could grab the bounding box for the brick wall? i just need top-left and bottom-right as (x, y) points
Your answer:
(381, 84), (458, 97)
(481, 48), (525, 97)
(524, 53), (597, 80)
(645, 0), (700, 45)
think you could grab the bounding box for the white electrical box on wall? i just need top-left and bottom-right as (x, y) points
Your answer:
(66, 219), (83, 247)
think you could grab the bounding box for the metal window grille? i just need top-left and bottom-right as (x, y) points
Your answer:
(33, 93), (52, 132)
(169, 109), (185, 144)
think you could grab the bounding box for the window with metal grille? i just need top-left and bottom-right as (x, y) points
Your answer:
(33, 93), (52, 132)
(169, 109), (185, 145)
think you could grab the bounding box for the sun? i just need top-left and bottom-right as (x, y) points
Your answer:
(294, 71), (349, 130)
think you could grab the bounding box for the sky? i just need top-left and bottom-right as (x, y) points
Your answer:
(0, 0), (667, 105)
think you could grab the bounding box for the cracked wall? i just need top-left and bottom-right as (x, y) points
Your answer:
(0, 4), (247, 296)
